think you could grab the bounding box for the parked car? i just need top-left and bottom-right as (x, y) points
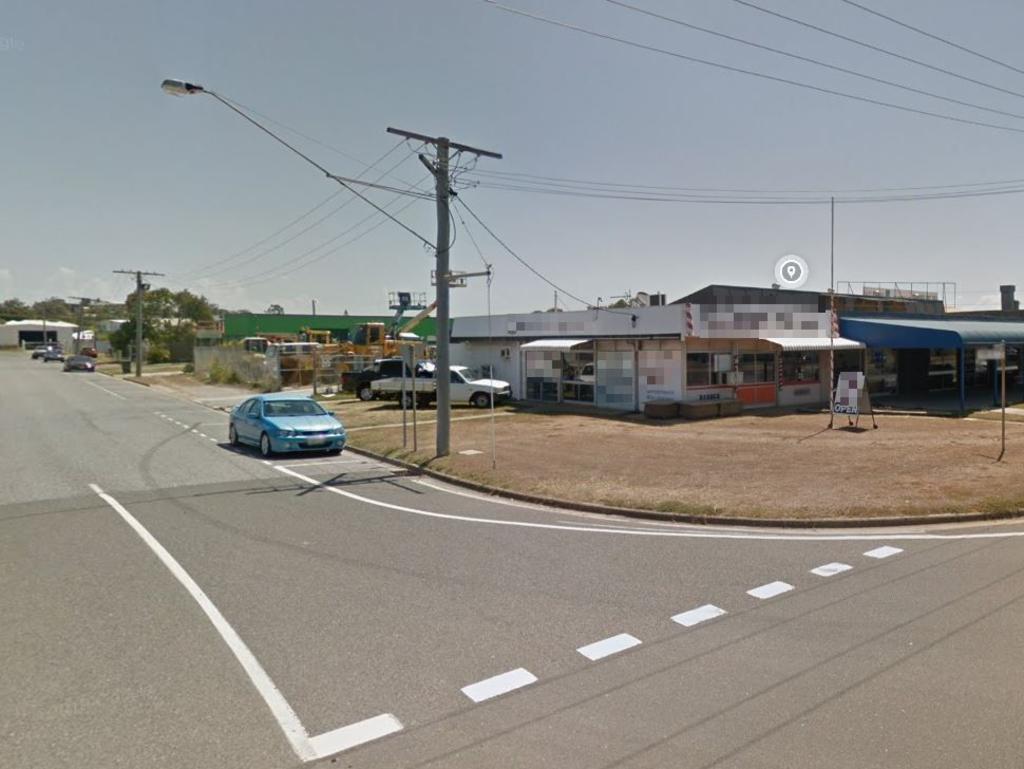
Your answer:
(63, 355), (96, 372)
(79, 347), (99, 358)
(42, 348), (66, 363)
(228, 394), (347, 458)
(371, 365), (511, 409)
(355, 358), (428, 402)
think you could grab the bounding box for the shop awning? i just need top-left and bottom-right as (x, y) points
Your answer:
(519, 338), (593, 351)
(840, 317), (1024, 349)
(764, 336), (864, 351)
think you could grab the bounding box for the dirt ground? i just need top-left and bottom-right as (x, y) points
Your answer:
(337, 401), (1024, 519)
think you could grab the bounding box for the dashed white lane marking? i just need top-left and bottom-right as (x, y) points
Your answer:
(83, 379), (127, 399)
(459, 449), (483, 456)
(88, 483), (401, 761)
(577, 633), (642, 661)
(811, 562), (853, 577)
(461, 668), (537, 703)
(672, 604), (728, 627)
(191, 429), (199, 434)
(199, 433), (208, 438)
(864, 545), (904, 559)
(209, 437), (219, 442)
(747, 581), (794, 600)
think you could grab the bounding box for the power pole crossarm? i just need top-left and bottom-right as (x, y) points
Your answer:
(385, 127), (501, 457)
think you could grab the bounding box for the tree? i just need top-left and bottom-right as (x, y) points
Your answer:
(0, 298), (30, 320)
(31, 297), (75, 322)
(266, 303), (285, 315)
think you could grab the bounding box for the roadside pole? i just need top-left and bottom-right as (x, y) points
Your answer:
(386, 127), (502, 457)
(113, 269), (164, 377)
(999, 339), (1007, 461)
(401, 349), (408, 448)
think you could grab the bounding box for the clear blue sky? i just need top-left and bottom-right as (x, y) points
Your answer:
(3, 0), (1023, 314)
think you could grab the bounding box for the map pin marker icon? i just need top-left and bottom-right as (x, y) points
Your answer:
(785, 264), (797, 279)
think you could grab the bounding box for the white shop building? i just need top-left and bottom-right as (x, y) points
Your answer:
(450, 300), (862, 412)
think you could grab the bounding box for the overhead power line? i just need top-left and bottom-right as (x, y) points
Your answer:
(464, 167), (1024, 195)
(455, 196), (632, 316)
(180, 145), (427, 281)
(482, 2), (1024, 136)
(837, 0), (1024, 78)
(199, 174), (433, 290)
(207, 91), (436, 250)
(727, 0), (1024, 102)
(605, 0), (1024, 122)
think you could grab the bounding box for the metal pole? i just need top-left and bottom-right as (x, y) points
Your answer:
(312, 299), (317, 316)
(411, 347), (418, 453)
(828, 196), (836, 427)
(434, 137), (452, 457)
(402, 353), (408, 448)
(1000, 340), (1007, 461)
(134, 272), (144, 377)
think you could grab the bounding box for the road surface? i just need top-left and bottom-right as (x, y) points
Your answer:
(3, 352), (1023, 768)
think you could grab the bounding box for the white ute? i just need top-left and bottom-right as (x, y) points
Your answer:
(371, 365), (511, 408)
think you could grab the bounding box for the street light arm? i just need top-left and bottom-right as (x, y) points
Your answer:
(161, 79), (436, 251)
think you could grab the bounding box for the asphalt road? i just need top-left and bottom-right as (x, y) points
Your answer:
(3, 350), (1024, 769)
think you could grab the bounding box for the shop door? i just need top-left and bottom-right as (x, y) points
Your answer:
(897, 349), (929, 394)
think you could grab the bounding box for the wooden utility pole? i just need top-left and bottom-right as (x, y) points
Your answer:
(385, 127), (501, 456)
(113, 269), (164, 377)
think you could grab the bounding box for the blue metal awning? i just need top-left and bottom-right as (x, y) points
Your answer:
(841, 317), (1024, 349)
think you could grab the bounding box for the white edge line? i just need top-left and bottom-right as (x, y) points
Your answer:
(577, 633), (642, 661)
(307, 714), (403, 757)
(88, 483), (404, 761)
(272, 466), (1024, 542)
(461, 668), (537, 702)
(84, 379), (127, 399)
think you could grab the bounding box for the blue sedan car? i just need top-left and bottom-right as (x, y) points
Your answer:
(228, 394), (347, 457)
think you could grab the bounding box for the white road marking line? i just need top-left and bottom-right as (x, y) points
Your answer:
(459, 449), (483, 455)
(577, 633), (642, 661)
(864, 545), (904, 559)
(278, 459), (368, 468)
(87, 484), (401, 761)
(209, 437), (219, 442)
(307, 714), (403, 758)
(191, 429), (200, 434)
(811, 561), (851, 573)
(83, 379), (126, 399)
(747, 581), (794, 600)
(199, 433), (208, 438)
(811, 562), (853, 577)
(461, 668), (537, 702)
(274, 466), (1024, 542)
(671, 604), (728, 627)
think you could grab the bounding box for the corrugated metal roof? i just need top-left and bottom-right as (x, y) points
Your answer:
(764, 336), (864, 351)
(842, 317), (1024, 347)
(519, 338), (593, 351)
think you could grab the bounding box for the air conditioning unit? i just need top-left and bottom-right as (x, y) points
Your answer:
(500, 347), (511, 359)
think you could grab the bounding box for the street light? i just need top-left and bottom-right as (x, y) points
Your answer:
(161, 79), (206, 96)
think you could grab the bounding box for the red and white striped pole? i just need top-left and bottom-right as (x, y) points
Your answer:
(685, 303), (694, 337)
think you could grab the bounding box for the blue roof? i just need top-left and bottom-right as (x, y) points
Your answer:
(255, 392), (315, 400)
(841, 316), (1024, 348)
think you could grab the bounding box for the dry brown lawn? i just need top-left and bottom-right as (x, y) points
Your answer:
(339, 401), (1024, 519)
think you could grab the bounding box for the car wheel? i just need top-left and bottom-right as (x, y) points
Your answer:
(358, 385), (375, 401)
(259, 432), (274, 457)
(229, 424), (240, 446)
(471, 392), (491, 409)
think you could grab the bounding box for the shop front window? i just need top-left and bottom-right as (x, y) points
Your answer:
(686, 353), (710, 387)
(738, 353), (774, 383)
(780, 351), (819, 384)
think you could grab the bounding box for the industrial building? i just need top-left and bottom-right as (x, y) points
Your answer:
(0, 320), (78, 349)
(450, 284), (1024, 413)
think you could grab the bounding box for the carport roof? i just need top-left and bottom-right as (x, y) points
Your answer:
(841, 316), (1024, 349)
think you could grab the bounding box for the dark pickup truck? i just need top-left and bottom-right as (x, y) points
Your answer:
(354, 358), (430, 401)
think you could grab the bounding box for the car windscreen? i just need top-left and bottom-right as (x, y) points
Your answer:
(262, 400), (327, 417)
(68, 356), (91, 363)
